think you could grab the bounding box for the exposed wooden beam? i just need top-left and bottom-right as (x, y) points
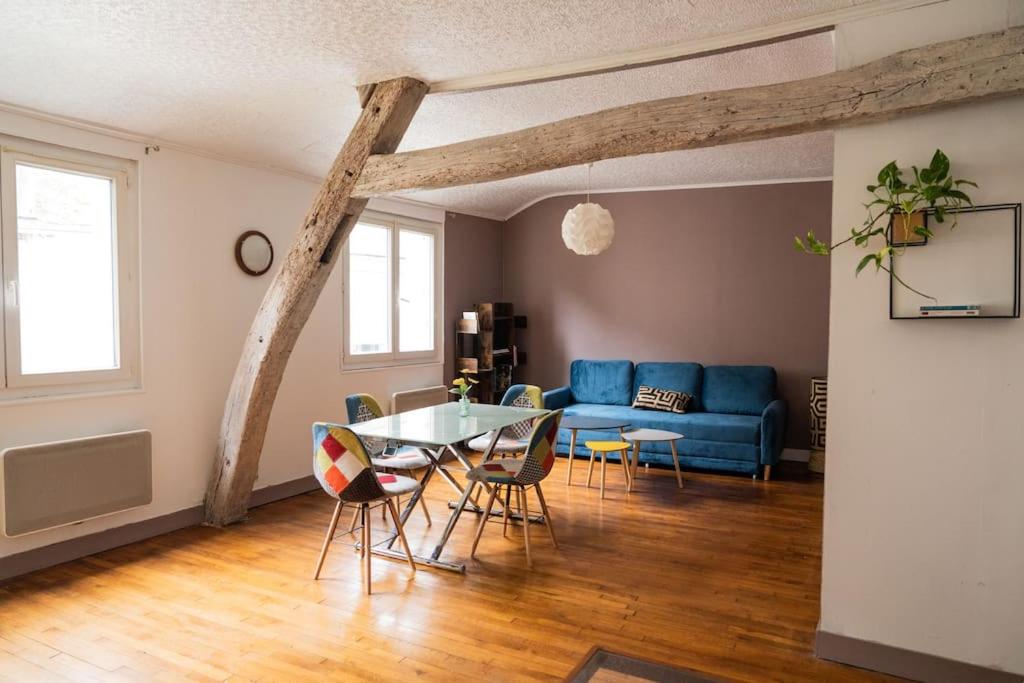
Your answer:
(204, 76), (428, 527)
(353, 26), (1024, 197)
(356, 83), (377, 109)
(421, 0), (941, 94)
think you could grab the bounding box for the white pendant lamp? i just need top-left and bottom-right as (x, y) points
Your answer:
(562, 163), (614, 255)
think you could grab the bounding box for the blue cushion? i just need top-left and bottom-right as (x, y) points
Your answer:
(561, 404), (759, 445)
(632, 362), (703, 409)
(702, 366), (777, 416)
(570, 359), (634, 406)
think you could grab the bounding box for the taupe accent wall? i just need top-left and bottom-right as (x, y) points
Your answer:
(501, 182), (832, 449)
(443, 211), (504, 383)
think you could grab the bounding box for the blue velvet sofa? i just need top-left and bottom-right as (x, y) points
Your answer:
(542, 360), (786, 478)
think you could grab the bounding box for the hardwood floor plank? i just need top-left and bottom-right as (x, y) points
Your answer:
(0, 461), (895, 681)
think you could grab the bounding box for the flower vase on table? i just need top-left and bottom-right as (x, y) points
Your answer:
(450, 370), (478, 417)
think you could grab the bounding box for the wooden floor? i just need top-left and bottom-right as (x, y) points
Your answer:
(0, 459), (893, 682)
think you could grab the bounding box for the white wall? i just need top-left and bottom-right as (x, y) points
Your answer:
(822, 0), (1024, 674)
(0, 110), (443, 557)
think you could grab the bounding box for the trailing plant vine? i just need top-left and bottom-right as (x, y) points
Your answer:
(795, 149), (977, 299)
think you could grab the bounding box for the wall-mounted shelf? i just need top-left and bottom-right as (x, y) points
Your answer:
(455, 303), (527, 404)
(889, 203), (1021, 320)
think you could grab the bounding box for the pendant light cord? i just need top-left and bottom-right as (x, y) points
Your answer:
(586, 163), (592, 203)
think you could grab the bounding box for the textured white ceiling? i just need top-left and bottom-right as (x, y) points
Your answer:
(0, 0), (849, 218)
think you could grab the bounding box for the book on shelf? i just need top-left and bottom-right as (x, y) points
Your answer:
(919, 304), (981, 317)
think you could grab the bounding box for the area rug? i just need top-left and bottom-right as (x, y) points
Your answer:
(565, 647), (722, 682)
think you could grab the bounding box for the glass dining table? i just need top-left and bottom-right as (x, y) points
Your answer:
(348, 401), (548, 572)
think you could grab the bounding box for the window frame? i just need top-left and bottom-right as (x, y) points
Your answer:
(0, 137), (141, 399)
(341, 210), (442, 371)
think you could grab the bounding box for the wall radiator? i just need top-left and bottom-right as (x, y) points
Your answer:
(392, 385), (448, 413)
(1, 430), (152, 537)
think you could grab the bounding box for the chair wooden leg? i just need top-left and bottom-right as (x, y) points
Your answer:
(629, 442), (641, 491)
(566, 429), (577, 485)
(471, 485), (500, 558)
(670, 440), (683, 488)
(764, 464), (772, 481)
(414, 470), (432, 526)
(534, 483), (558, 548)
(418, 493), (432, 526)
(348, 506), (360, 533)
(313, 500), (343, 579)
(600, 452), (607, 499)
(617, 428), (631, 490)
(619, 448), (631, 490)
(502, 485), (512, 537)
(586, 449), (597, 488)
(386, 498), (416, 573)
(518, 487), (532, 569)
(363, 505), (372, 595)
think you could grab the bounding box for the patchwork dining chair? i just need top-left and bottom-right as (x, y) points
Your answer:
(466, 384), (544, 457)
(346, 393), (433, 526)
(465, 409), (562, 569)
(312, 422), (418, 594)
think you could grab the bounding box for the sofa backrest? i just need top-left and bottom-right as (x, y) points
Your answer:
(570, 359), (634, 406)
(633, 362), (704, 410)
(702, 365), (777, 415)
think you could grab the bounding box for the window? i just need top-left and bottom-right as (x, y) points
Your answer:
(342, 211), (441, 368)
(0, 137), (140, 397)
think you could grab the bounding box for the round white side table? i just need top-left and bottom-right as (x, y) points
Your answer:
(621, 429), (684, 490)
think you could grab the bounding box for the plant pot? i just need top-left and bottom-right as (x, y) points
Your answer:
(889, 210), (928, 247)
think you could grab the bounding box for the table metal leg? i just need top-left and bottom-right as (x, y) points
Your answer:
(432, 479), (478, 562)
(384, 453), (439, 550)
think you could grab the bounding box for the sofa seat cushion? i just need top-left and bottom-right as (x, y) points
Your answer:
(633, 362), (703, 410)
(702, 365), (777, 416)
(561, 403), (760, 445)
(570, 359), (634, 406)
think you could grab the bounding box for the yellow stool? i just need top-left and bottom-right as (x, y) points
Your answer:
(584, 441), (632, 499)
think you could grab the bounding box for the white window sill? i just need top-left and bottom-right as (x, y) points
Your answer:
(0, 385), (144, 407)
(340, 360), (443, 375)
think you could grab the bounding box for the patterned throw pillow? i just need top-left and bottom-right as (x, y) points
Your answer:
(632, 385), (692, 414)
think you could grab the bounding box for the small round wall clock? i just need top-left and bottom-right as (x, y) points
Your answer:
(234, 230), (274, 276)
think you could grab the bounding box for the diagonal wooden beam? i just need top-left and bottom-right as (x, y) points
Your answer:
(352, 26), (1024, 197)
(205, 76), (428, 527)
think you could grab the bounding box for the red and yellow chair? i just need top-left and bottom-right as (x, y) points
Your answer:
(312, 422), (418, 594)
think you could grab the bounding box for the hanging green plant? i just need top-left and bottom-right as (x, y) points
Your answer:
(795, 149), (977, 299)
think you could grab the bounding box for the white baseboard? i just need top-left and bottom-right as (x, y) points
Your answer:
(781, 448), (811, 463)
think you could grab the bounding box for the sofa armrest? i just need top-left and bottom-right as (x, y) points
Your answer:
(760, 399), (787, 465)
(543, 385), (573, 410)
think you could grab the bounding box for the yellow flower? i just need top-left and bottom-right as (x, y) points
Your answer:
(452, 378), (466, 387)
(467, 377), (479, 385)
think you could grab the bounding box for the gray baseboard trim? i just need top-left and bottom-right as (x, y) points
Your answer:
(781, 448), (811, 462)
(0, 475), (320, 583)
(249, 475), (319, 508)
(816, 630), (1023, 683)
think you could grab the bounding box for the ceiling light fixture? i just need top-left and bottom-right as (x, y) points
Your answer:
(561, 163), (614, 256)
